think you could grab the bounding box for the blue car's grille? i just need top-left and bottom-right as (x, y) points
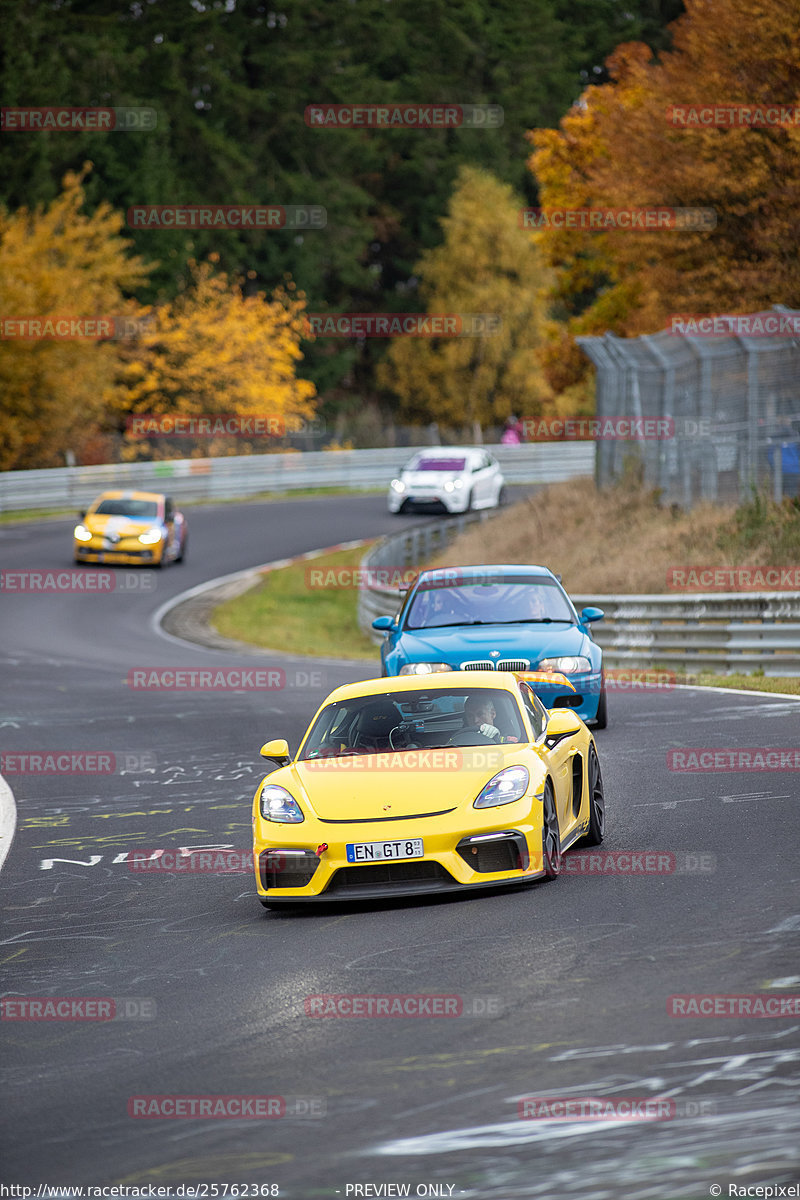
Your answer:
(459, 659), (530, 672)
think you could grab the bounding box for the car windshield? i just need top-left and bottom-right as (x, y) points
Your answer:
(407, 456), (467, 472)
(93, 499), (159, 518)
(299, 687), (526, 759)
(405, 576), (575, 629)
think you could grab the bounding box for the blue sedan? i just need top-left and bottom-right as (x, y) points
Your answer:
(372, 565), (607, 727)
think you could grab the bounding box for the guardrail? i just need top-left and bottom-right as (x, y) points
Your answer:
(0, 442), (594, 513)
(357, 521), (800, 676)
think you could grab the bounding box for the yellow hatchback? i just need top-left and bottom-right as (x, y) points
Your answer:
(73, 490), (188, 567)
(252, 671), (605, 907)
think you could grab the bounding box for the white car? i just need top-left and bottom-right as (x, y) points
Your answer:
(388, 447), (506, 514)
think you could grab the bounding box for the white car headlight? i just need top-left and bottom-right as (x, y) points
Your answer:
(74, 524), (92, 542)
(398, 662), (452, 675)
(259, 784), (304, 823)
(443, 479), (464, 493)
(390, 479), (406, 493)
(138, 528), (163, 545)
(474, 766), (530, 809)
(538, 656), (592, 674)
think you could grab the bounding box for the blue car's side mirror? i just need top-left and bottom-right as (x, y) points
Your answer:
(580, 606), (605, 624)
(372, 615), (396, 632)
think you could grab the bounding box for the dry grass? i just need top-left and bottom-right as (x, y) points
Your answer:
(431, 477), (790, 594)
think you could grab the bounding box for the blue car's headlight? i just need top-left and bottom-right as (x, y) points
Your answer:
(259, 784), (304, 823)
(538, 656), (592, 674)
(474, 766), (529, 809)
(398, 663), (452, 675)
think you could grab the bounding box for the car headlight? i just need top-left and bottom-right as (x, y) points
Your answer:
(74, 524), (92, 543)
(442, 479), (464, 493)
(138, 528), (163, 545)
(474, 766), (530, 809)
(390, 479), (406, 493)
(259, 784), (304, 823)
(538, 656), (592, 674)
(398, 662), (452, 675)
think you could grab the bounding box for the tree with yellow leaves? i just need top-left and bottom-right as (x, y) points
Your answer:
(377, 166), (553, 437)
(119, 259), (317, 459)
(529, 0), (800, 393)
(0, 165), (151, 470)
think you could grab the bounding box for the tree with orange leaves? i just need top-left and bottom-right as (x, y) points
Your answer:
(528, 0), (800, 394)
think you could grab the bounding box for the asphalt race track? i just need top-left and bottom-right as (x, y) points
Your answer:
(2, 494), (799, 1197)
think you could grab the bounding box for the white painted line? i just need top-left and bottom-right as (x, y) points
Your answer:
(673, 684), (800, 701)
(0, 773), (18, 875)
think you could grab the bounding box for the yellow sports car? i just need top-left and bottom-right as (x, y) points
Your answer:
(73, 490), (188, 567)
(252, 671), (605, 906)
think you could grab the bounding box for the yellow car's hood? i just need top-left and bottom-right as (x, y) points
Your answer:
(84, 513), (158, 538)
(274, 745), (536, 821)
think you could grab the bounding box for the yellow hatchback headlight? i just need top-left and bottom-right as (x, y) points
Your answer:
(138, 528), (163, 545)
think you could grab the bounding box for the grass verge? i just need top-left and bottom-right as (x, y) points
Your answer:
(209, 478), (800, 695)
(675, 673), (800, 695)
(211, 544), (381, 660)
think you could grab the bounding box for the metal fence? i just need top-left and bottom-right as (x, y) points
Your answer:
(0, 442), (594, 514)
(357, 519), (800, 675)
(578, 306), (800, 506)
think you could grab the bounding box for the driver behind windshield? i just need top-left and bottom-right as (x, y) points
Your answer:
(461, 695), (501, 741)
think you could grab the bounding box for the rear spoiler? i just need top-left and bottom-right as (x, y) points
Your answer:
(515, 671), (576, 693)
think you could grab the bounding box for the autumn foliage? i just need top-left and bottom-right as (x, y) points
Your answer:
(0, 171), (317, 470)
(529, 0), (800, 392)
(378, 166), (554, 432)
(0, 166), (151, 470)
(118, 259), (316, 460)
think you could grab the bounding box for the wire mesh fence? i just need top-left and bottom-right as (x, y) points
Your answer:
(577, 306), (800, 505)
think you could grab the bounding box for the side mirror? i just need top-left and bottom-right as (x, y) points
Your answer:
(544, 709), (583, 746)
(580, 606), (604, 624)
(78, 509), (86, 519)
(372, 615), (395, 632)
(260, 739), (290, 765)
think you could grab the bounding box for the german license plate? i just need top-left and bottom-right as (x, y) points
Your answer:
(346, 838), (424, 863)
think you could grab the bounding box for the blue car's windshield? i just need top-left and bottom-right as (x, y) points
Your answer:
(405, 576), (575, 630)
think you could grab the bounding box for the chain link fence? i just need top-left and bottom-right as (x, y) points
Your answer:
(578, 306), (800, 506)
